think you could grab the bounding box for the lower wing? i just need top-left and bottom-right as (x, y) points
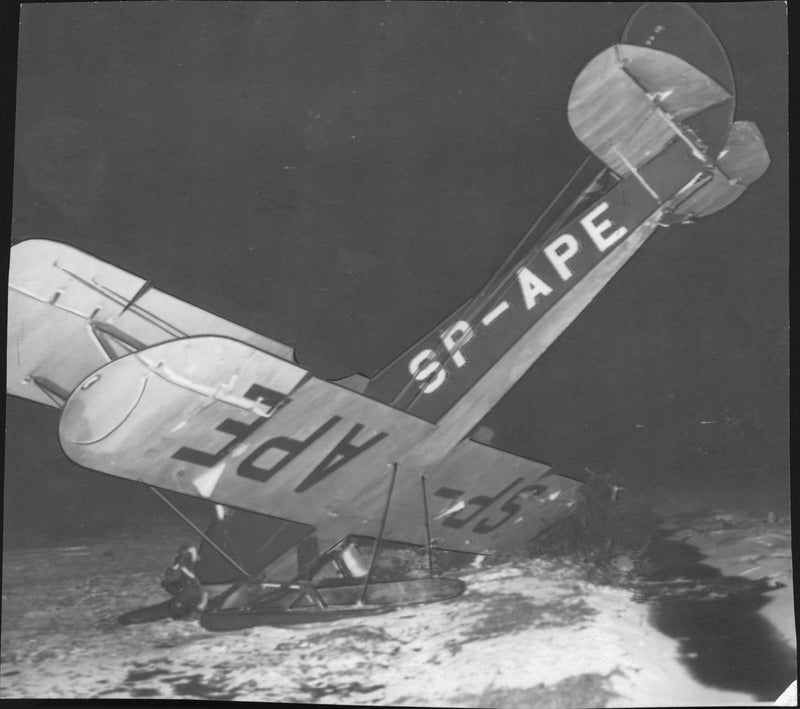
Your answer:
(58, 335), (582, 556)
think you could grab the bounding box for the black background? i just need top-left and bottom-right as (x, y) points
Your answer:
(5, 3), (789, 545)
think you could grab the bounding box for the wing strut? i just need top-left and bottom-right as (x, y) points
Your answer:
(197, 460), (465, 630)
(30, 375), (71, 408)
(147, 485), (255, 582)
(420, 474), (435, 577)
(359, 462), (399, 604)
(121, 280), (153, 314)
(89, 321), (147, 360)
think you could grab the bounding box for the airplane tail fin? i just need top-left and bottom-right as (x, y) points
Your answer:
(662, 120), (770, 224)
(365, 5), (769, 443)
(567, 43), (732, 177)
(569, 2), (770, 224)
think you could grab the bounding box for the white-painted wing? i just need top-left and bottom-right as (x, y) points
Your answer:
(7, 239), (293, 407)
(59, 336), (581, 555)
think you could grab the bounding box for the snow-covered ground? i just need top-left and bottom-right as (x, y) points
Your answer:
(1, 507), (794, 705)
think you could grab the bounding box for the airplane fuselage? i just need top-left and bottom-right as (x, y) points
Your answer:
(368, 135), (712, 465)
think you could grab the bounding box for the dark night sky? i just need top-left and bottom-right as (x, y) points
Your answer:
(5, 3), (789, 544)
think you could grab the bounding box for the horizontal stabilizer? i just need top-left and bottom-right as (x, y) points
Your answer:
(620, 3), (736, 161)
(569, 44), (732, 176)
(664, 121), (770, 223)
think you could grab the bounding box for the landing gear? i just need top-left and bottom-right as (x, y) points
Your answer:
(199, 466), (466, 631)
(119, 464), (466, 630)
(199, 538), (465, 631)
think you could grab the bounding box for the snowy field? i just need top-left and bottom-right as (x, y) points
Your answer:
(1, 506), (794, 706)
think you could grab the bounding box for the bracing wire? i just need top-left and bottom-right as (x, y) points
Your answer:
(389, 155), (613, 412)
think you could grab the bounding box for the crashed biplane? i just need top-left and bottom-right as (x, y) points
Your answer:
(6, 3), (769, 629)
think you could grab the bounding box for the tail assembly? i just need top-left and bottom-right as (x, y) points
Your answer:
(567, 43), (732, 179)
(570, 2), (770, 225)
(661, 120), (769, 224)
(568, 37), (769, 226)
(366, 3), (770, 461)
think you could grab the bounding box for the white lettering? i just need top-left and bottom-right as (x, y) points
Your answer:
(409, 349), (446, 393)
(481, 301), (510, 326)
(544, 234), (580, 281)
(441, 320), (473, 368)
(580, 202), (628, 252)
(517, 267), (553, 309)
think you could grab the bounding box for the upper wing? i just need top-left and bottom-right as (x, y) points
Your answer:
(7, 239), (294, 407)
(58, 335), (581, 555)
